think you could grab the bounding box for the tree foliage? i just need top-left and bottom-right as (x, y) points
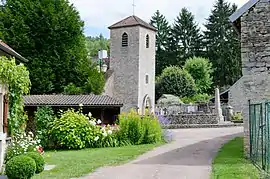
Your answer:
(150, 10), (171, 75)
(156, 66), (197, 98)
(204, 0), (241, 88)
(0, 0), (91, 94)
(183, 57), (213, 94)
(86, 34), (110, 58)
(171, 8), (204, 66)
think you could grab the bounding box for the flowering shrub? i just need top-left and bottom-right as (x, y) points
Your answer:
(117, 110), (163, 145)
(50, 109), (117, 149)
(5, 132), (40, 163)
(156, 114), (173, 143)
(50, 109), (93, 149)
(157, 115), (173, 142)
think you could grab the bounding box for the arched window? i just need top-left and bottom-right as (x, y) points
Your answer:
(146, 34), (149, 48)
(122, 33), (128, 47)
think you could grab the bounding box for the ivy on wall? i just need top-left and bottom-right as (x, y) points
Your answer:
(0, 56), (31, 135)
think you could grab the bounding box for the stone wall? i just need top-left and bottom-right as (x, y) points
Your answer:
(165, 114), (218, 125)
(228, 76), (245, 113)
(240, 0), (270, 157)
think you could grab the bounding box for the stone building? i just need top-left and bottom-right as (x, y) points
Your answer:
(229, 0), (270, 157)
(104, 15), (157, 114)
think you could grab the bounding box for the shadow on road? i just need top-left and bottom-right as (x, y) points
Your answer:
(134, 132), (243, 166)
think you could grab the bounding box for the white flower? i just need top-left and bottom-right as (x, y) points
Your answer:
(108, 130), (112, 135)
(79, 103), (83, 107)
(94, 136), (99, 141)
(101, 127), (106, 132)
(103, 132), (107, 137)
(89, 120), (96, 126)
(97, 119), (102, 124)
(88, 112), (92, 117)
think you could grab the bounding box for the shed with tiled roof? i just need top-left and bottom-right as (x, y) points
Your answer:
(23, 94), (123, 107)
(23, 95), (123, 127)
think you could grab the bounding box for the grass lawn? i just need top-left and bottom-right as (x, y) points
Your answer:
(211, 137), (260, 179)
(33, 143), (161, 179)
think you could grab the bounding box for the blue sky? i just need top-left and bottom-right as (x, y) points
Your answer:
(70, 0), (248, 38)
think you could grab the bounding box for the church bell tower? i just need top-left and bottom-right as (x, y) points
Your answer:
(108, 15), (156, 114)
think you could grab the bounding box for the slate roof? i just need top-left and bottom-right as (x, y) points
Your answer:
(229, 0), (270, 33)
(108, 15), (157, 31)
(0, 40), (27, 62)
(23, 95), (123, 107)
(229, 0), (260, 23)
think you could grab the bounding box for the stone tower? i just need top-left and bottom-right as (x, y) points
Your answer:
(107, 15), (156, 114)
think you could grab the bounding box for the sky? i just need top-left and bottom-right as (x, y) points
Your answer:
(69, 0), (249, 38)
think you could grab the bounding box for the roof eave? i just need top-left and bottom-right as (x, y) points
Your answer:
(24, 104), (123, 107)
(229, 0), (259, 23)
(0, 43), (28, 62)
(108, 24), (157, 32)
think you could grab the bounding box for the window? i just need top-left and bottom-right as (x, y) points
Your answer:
(146, 34), (149, 48)
(145, 75), (149, 84)
(122, 33), (128, 47)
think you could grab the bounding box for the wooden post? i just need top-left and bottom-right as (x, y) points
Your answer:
(3, 94), (8, 134)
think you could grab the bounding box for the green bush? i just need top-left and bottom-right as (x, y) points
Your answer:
(117, 110), (162, 145)
(181, 93), (211, 104)
(183, 57), (213, 94)
(63, 83), (83, 95)
(6, 155), (36, 179)
(34, 106), (55, 148)
(156, 66), (197, 98)
(24, 152), (45, 174)
(232, 112), (242, 121)
(50, 109), (92, 149)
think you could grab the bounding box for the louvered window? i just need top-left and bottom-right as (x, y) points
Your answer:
(146, 34), (149, 48)
(122, 33), (128, 47)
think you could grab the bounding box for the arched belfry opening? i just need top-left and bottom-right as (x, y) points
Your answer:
(142, 94), (152, 115)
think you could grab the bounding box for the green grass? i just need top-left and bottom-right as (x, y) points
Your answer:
(211, 137), (260, 179)
(33, 144), (160, 179)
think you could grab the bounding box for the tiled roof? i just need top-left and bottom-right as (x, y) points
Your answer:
(0, 40), (27, 62)
(108, 15), (157, 31)
(23, 95), (123, 107)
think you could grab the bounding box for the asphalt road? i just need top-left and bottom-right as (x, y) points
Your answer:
(85, 127), (243, 179)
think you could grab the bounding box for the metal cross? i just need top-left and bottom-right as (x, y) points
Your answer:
(132, 0), (136, 15)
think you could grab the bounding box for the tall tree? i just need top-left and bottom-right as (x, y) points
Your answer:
(171, 8), (203, 66)
(0, 0), (92, 94)
(150, 10), (171, 75)
(204, 0), (241, 88)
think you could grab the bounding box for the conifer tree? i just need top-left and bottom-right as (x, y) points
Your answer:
(204, 0), (241, 88)
(150, 10), (171, 75)
(171, 8), (203, 66)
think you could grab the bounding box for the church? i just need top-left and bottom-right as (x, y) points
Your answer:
(104, 15), (157, 115)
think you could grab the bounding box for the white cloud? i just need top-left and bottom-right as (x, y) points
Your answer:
(70, 0), (248, 36)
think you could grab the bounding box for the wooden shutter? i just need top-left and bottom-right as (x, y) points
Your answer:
(3, 94), (8, 134)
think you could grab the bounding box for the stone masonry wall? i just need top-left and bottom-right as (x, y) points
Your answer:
(228, 76), (246, 113)
(109, 27), (140, 112)
(165, 114), (218, 125)
(240, 0), (270, 158)
(138, 27), (156, 113)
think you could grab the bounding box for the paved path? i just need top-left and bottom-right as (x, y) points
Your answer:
(85, 127), (243, 179)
